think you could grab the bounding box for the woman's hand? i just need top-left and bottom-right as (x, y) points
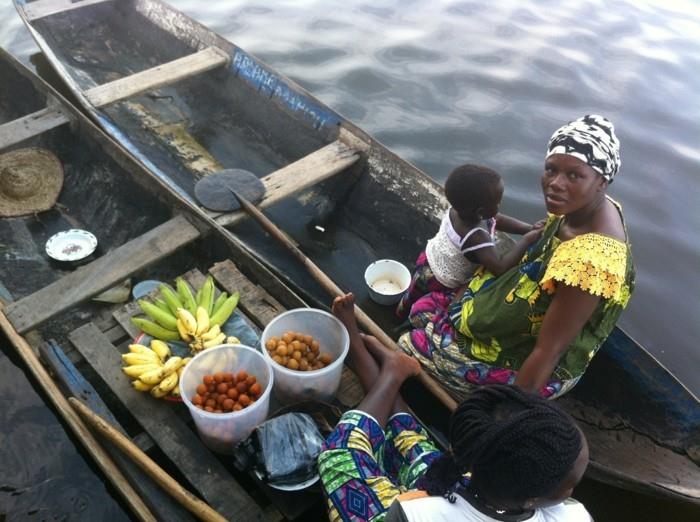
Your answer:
(514, 284), (600, 393)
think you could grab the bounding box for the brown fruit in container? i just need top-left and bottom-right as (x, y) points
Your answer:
(223, 372), (234, 383)
(217, 382), (228, 394)
(236, 370), (248, 382)
(216, 394), (227, 405)
(287, 359), (299, 370)
(319, 353), (332, 365)
(282, 332), (294, 344)
(238, 394), (251, 407)
(292, 351), (302, 361)
(233, 403), (243, 411)
(214, 372), (225, 384)
(245, 375), (256, 386)
(204, 406), (214, 412)
(205, 399), (216, 408)
(276, 345), (288, 357)
(299, 359), (309, 371)
(223, 399), (234, 411)
(203, 375), (214, 385)
(266, 339), (277, 350)
(236, 382), (248, 393)
(272, 355), (283, 365)
(193, 394), (203, 405)
(249, 383), (261, 397)
(227, 388), (239, 400)
(311, 340), (320, 353)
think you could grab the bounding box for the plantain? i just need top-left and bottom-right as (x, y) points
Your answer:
(195, 306), (210, 336)
(176, 318), (192, 342)
(150, 340), (171, 362)
(138, 366), (165, 385)
(154, 298), (172, 314)
(122, 363), (161, 378)
(138, 299), (178, 330)
(176, 308), (197, 336)
(209, 291), (240, 327)
(122, 352), (161, 366)
(157, 371), (179, 393)
(212, 291), (228, 315)
(129, 343), (155, 355)
(150, 385), (169, 399)
(159, 284), (184, 316)
(197, 276), (213, 314)
(200, 324), (221, 341)
(162, 356), (184, 377)
(176, 277), (198, 315)
(202, 332), (226, 349)
(131, 317), (180, 341)
(132, 380), (154, 392)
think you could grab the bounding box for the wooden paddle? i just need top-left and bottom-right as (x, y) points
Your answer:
(0, 307), (157, 522)
(69, 398), (228, 522)
(230, 190), (458, 412)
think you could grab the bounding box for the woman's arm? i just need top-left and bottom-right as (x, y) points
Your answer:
(514, 284), (600, 393)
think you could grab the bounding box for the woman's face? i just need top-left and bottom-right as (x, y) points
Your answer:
(541, 154), (607, 215)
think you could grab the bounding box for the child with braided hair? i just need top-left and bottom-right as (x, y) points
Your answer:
(320, 293), (591, 522)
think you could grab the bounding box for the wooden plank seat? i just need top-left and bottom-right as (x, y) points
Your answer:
(214, 139), (361, 227)
(22, 0), (114, 21)
(84, 47), (230, 108)
(0, 105), (70, 151)
(4, 214), (201, 334)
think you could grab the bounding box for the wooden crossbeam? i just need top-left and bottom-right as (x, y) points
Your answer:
(0, 106), (70, 151)
(214, 139), (360, 227)
(5, 215), (201, 334)
(84, 47), (230, 108)
(23, 0), (114, 21)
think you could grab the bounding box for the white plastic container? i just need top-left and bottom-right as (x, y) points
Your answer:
(364, 259), (411, 305)
(260, 309), (349, 404)
(180, 344), (273, 454)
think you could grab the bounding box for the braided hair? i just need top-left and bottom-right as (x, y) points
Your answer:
(418, 385), (583, 506)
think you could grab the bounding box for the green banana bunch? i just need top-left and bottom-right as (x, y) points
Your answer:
(130, 277), (242, 354)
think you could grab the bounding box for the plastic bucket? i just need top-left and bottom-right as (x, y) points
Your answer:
(364, 259), (411, 305)
(180, 344), (273, 454)
(260, 309), (349, 404)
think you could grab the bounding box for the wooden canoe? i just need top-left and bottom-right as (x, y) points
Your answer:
(0, 46), (372, 521)
(12, 0), (700, 505)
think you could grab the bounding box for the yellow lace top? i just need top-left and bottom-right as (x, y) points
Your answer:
(540, 233), (628, 304)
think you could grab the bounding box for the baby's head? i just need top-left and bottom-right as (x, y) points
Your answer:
(445, 164), (504, 222)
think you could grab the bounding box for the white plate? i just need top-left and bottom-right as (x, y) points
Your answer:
(254, 470), (320, 491)
(45, 229), (97, 262)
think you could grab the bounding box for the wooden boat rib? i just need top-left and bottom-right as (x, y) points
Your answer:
(11, 0), (700, 506)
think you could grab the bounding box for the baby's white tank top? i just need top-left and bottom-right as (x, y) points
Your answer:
(425, 210), (495, 288)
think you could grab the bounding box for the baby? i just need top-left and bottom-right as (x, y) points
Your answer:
(397, 164), (542, 318)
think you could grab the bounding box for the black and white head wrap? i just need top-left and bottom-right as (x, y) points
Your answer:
(546, 114), (621, 182)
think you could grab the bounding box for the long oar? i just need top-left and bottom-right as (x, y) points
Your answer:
(230, 191), (458, 412)
(69, 398), (227, 522)
(0, 307), (156, 522)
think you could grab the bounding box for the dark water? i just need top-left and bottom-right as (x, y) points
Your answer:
(1, 0), (699, 520)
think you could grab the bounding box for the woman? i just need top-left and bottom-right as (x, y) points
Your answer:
(398, 115), (635, 399)
(320, 294), (591, 521)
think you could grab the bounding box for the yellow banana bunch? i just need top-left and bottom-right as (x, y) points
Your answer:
(121, 342), (190, 400)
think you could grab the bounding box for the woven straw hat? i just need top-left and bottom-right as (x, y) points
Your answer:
(0, 148), (63, 217)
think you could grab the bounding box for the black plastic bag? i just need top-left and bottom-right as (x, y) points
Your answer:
(233, 412), (324, 486)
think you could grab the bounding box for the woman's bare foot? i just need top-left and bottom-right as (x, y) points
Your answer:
(363, 334), (421, 382)
(332, 293), (361, 339)
(332, 293), (379, 391)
